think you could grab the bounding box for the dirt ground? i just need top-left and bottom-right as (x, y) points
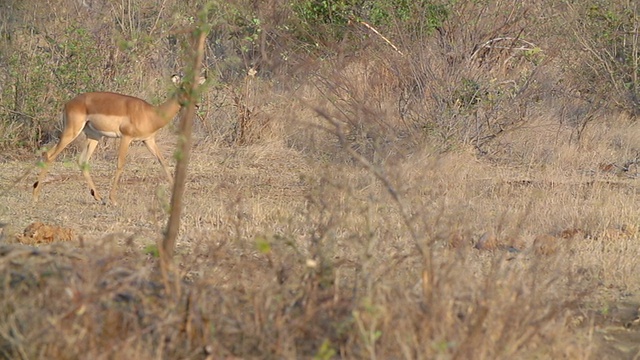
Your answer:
(1, 139), (308, 245)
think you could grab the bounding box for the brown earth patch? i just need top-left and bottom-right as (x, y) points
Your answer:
(15, 222), (76, 245)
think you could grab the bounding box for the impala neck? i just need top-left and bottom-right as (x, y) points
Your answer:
(155, 89), (184, 128)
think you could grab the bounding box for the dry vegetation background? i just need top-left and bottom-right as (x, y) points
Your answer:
(2, 0), (640, 358)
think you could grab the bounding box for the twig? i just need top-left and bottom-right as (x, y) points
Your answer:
(470, 37), (540, 60)
(352, 17), (404, 56)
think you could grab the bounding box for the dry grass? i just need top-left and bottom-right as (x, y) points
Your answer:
(2, 112), (640, 358)
(2, 0), (640, 358)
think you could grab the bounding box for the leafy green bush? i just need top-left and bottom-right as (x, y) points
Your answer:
(0, 25), (106, 150)
(54, 26), (106, 93)
(570, 2), (640, 112)
(290, 0), (450, 48)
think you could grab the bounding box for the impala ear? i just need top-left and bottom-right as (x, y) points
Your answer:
(171, 73), (183, 85)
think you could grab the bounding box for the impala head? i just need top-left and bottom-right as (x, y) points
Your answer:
(170, 73), (188, 106)
(171, 73), (206, 107)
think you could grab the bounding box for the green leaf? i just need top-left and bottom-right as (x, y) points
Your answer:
(255, 236), (271, 254)
(144, 244), (160, 258)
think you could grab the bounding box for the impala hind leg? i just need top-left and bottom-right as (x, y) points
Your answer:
(78, 137), (102, 203)
(108, 136), (133, 205)
(32, 120), (84, 201)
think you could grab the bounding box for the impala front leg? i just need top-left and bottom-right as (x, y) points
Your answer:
(143, 137), (174, 184)
(109, 136), (133, 205)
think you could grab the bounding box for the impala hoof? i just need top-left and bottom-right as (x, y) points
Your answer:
(90, 189), (105, 204)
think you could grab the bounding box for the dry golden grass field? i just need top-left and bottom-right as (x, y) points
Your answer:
(3, 0), (640, 358)
(2, 110), (640, 358)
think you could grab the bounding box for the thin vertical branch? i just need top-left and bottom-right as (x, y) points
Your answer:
(162, 11), (209, 271)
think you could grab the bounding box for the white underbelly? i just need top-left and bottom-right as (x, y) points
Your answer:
(85, 121), (122, 138)
(84, 114), (126, 138)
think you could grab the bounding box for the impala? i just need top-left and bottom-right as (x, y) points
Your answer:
(32, 75), (188, 205)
